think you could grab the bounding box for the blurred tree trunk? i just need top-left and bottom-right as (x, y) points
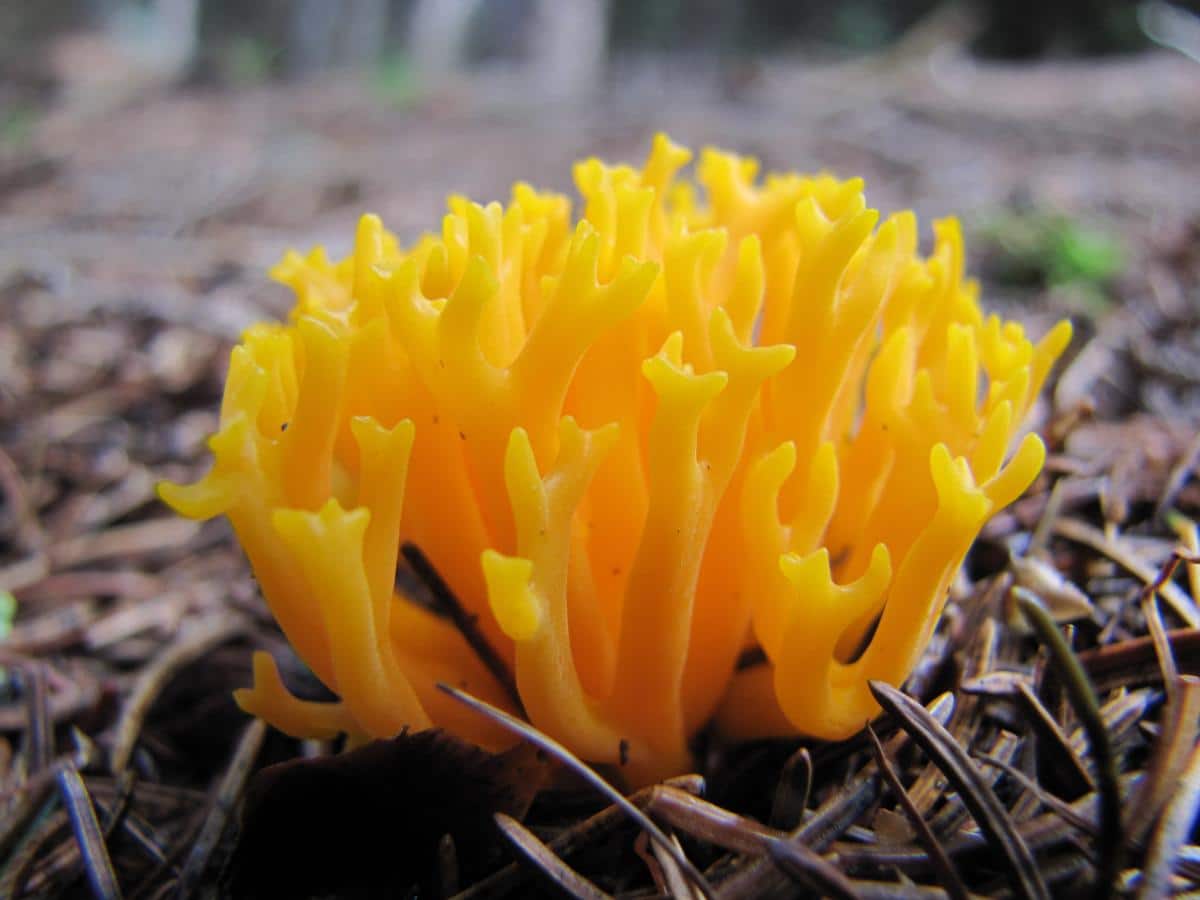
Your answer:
(409, 0), (485, 81)
(285, 0), (389, 75)
(529, 0), (609, 101)
(408, 0), (608, 101)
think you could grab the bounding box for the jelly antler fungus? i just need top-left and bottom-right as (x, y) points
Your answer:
(161, 134), (1071, 784)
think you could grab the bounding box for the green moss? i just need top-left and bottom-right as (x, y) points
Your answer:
(371, 53), (417, 109)
(975, 209), (1125, 307)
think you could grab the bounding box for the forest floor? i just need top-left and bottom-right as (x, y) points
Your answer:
(1, 48), (1199, 898)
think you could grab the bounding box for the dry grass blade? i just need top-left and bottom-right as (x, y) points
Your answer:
(50, 518), (202, 570)
(404, 544), (522, 713)
(174, 718), (266, 897)
(0, 657), (102, 732)
(1077, 628), (1200, 692)
(1126, 675), (1200, 845)
(1013, 680), (1095, 796)
(717, 694), (955, 900)
(853, 883), (974, 899)
(437, 683), (715, 900)
(1010, 555), (1093, 626)
(848, 798), (1104, 873)
(1142, 590), (1180, 708)
(867, 724), (969, 900)
(648, 832), (699, 900)
(21, 663), (54, 775)
(451, 776), (703, 900)
(1077, 688), (1152, 754)
(7, 808), (71, 897)
(769, 746), (812, 829)
(1014, 589), (1123, 899)
(762, 837), (862, 900)
(0, 445), (43, 552)
(1156, 431), (1200, 517)
(868, 680), (1050, 900)
(0, 772), (57, 866)
(109, 616), (246, 774)
(1, 603), (99, 657)
(1139, 739), (1200, 899)
(1139, 552), (1198, 707)
(972, 753), (1098, 836)
(0, 553), (49, 594)
(632, 830), (681, 899)
(643, 786), (777, 854)
(56, 762), (122, 899)
(1028, 476), (1069, 557)
(126, 812), (201, 900)
(96, 771), (136, 843)
(1166, 512), (1200, 602)
(89, 774), (173, 872)
(718, 765), (882, 899)
(1053, 517), (1200, 626)
(909, 635), (992, 817)
(493, 813), (612, 900)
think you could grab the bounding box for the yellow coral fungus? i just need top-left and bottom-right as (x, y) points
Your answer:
(160, 135), (1071, 784)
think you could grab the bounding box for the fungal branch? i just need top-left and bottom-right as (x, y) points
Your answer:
(161, 134), (1071, 784)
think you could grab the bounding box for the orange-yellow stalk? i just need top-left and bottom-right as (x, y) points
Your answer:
(160, 135), (1070, 784)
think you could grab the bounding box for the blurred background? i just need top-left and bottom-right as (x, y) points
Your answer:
(1, 1), (1198, 335)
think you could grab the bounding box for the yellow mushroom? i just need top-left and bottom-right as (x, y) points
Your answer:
(161, 134), (1071, 785)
